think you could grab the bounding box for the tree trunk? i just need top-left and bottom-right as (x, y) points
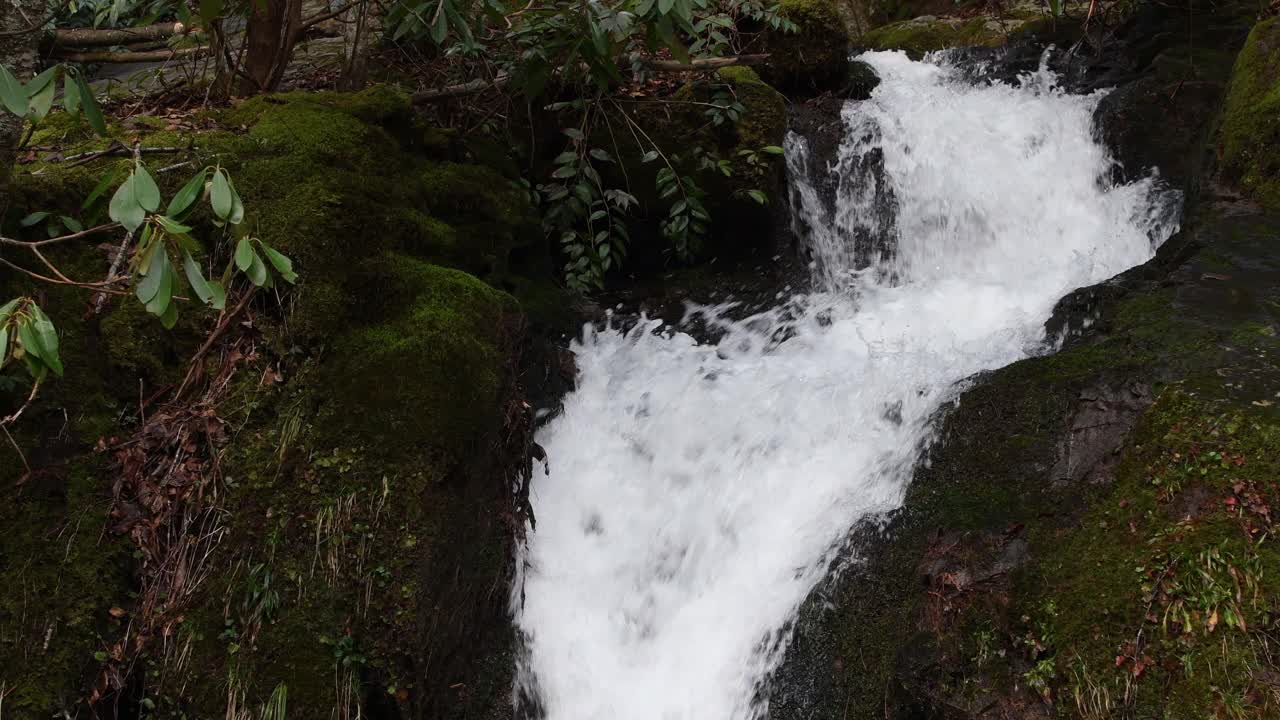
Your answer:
(1, 0), (42, 213)
(238, 0), (302, 95)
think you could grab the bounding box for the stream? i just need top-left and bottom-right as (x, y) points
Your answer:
(513, 49), (1180, 719)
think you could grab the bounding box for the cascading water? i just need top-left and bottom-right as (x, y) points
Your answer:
(514, 50), (1179, 720)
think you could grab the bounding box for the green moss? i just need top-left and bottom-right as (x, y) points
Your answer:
(715, 67), (787, 150)
(203, 90), (540, 339)
(863, 15), (1022, 56)
(0, 461), (131, 718)
(319, 254), (517, 455)
(1022, 390), (1280, 718)
(1219, 17), (1280, 208)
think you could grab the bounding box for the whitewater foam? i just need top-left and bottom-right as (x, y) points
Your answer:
(514, 49), (1178, 720)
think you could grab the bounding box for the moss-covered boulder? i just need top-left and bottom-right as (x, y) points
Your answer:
(763, 0), (853, 92)
(207, 88), (540, 340)
(1219, 16), (1280, 208)
(2, 86), (548, 719)
(861, 14), (1026, 56)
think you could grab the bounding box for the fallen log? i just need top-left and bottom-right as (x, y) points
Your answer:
(52, 22), (194, 48)
(51, 45), (208, 63)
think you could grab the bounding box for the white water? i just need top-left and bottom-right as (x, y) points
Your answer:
(515, 50), (1178, 720)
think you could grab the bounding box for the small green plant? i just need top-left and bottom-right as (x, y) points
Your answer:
(260, 682), (288, 720)
(1023, 657), (1057, 702)
(321, 633), (367, 670)
(0, 298), (63, 383)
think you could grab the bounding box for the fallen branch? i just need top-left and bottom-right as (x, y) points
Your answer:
(51, 45), (208, 64)
(52, 22), (194, 48)
(411, 74), (512, 104)
(61, 143), (188, 168)
(636, 53), (769, 72)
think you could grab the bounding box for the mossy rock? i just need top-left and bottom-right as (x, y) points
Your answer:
(763, 0), (853, 92)
(862, 14), (1026, 56)
(197, 88), (540, 341)
(317, 253), (519, 457)
(1219, 16), (1280, 209)
(165, 252), (522, 720)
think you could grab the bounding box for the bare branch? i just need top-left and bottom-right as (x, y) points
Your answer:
(0, 223), (120, 248)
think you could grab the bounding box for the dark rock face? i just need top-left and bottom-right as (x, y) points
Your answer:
(768, 2), (1277, 718)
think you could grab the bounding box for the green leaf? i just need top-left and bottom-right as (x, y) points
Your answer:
(761, 145), (785, 155)
(0, 297), (19, 325)
(747, 189), (768, 205)
(211, 169), (233, 220)
(260, 243), (297, 284)
(25, 66), (57, 97)
(0, 64), (28, 117)
(83, 165), (122, 210)
(589, 148), (615, 163)
(17, 320), (47, 367)
(19, 211), (49, 227)
(62, 73), (81, 113)
(430, 0), (450, 43)
(109, 174), (145, 232)
(155, 215), (193, 234)
(228, 180), (245, 224)
(159, 296), (178, 329)
(658, 0), (674, 14)
(206, 280), (227, 311)
(234, 237), (254, 271)
(247, 251), (268, 286)
(75, 73), (108, 136)
(167, 168), (207, 216)
(135, 246), (167, 304)
(61, 216), (83, 233)
(182, 250), (218, 307)
(133, 164), (161, 212)
(27, 74), (56, 122)
(641, 150), (660, 163)
(29, 305), (62, 376)
(0, 326), (9, 365)
(145, 253), (174, 317)
(562, 128), (585, 141)
(171, 232), (201, 254)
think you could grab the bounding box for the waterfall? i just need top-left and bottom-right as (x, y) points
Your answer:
(513, 50), (1179, 720)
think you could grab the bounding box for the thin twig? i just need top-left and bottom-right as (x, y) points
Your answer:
(174, 288), (257, 399)
(92, 142), (144, 315)
(1, 379), (42, 428)
(0, 223), (120, 248)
